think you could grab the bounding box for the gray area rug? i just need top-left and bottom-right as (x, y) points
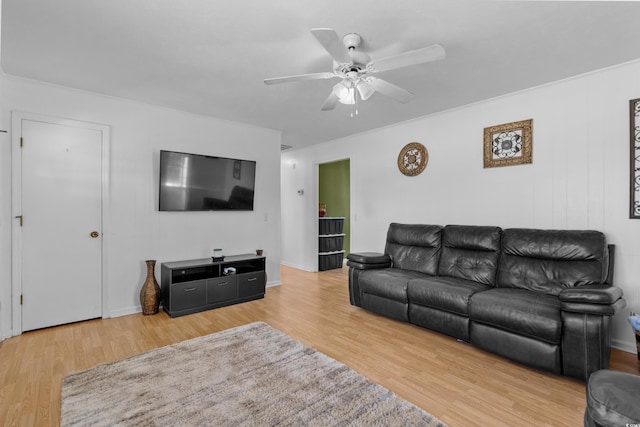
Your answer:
(61, 321), (446, 426)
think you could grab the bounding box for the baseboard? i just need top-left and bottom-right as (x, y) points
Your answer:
(612, 337), (637, 354)
(280, 261), (315, 272)
(266, 280), (281, 287)
(108, 306), (141, 318)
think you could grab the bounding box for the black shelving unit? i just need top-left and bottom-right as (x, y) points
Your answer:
(318, 217), (345, 271)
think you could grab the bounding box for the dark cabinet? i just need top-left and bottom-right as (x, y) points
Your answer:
(161, 255), (266, 318)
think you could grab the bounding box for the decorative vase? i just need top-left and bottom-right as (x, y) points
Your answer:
(319, 203), (327, 217)
(140, 259), (161, 315)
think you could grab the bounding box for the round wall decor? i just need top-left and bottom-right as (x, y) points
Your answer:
(397, 142), (428, 176)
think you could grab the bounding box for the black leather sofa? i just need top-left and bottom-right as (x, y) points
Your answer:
(347, 223), (626, 380)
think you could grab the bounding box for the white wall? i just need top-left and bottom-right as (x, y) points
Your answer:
(281, 59), (640, 353)
(0, 73), (282, 338)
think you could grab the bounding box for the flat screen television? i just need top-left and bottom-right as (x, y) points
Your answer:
(159, 150), (256, 211)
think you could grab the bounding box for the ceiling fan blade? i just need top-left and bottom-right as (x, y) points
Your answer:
(263, 72), (336, 85)
(367, 44), (445, 73)
(365, 77), (414, 104)
(310, 28), (351, 64)
(321, 91), (340, 111)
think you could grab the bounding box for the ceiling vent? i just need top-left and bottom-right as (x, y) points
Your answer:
(281, 144), (293, 151)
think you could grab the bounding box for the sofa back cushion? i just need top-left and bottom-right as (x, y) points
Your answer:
(385, 223), (442, 275)
(437, 225), (502, 286)
(497, 228), (609, 295)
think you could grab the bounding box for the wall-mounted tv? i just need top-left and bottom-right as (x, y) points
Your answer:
(159, 150), (256, 211)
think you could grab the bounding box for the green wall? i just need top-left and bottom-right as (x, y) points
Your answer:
(319, 159), (350, 256)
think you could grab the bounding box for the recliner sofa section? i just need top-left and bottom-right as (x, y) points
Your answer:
(347, 223), (626, 380)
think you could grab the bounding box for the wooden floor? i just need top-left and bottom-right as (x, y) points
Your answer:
(0, 265), (637, 426)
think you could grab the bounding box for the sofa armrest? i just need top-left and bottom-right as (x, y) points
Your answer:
(559, 285), (626, 315)
(559, 284), (623, 304)
(347, 252), (391, 308)
(561, 285), (626, 379)
(346, 252), (391, 270)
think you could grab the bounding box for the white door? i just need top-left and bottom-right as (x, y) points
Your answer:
(17, 117), (105, 331)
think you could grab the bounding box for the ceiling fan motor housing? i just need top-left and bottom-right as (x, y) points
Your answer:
(341, 33), (370, 69)
(342, 33), (362, 49)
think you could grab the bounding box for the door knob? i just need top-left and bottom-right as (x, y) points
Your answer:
(90, 231), (100, 238)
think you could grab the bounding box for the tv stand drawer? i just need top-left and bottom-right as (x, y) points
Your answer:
(206, 276), (238, 303)
(238, 272), (265, 297)
(171, 280), (206, 311)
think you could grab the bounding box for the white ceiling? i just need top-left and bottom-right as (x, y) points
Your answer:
(2, 1), (640, 149)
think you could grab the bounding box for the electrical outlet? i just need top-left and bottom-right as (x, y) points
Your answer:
(631, 311), (638, 317)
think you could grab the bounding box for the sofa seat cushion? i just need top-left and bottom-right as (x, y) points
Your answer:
(360, 268), (428, 303)
(408, 276), (491, 316)
(469, 288), (562, 344)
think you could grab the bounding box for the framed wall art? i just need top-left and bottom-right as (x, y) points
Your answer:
(397, 142), (428, 176)
(483, 119), (533, 168)
(630, 98), (640, 218)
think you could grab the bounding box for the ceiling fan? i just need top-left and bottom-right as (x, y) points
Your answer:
(264, 28), (446, 112)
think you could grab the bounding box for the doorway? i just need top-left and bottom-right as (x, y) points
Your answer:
(11, 113), (110, 333)
(318, 159), (350, 258)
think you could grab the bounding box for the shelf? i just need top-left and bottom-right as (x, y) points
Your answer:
(162, 254), (263, 270)
(171, 265), (218, 284)
(319, 217), (344, 236)
(319, 235), (345, 252)
(319, 251), (345, 271)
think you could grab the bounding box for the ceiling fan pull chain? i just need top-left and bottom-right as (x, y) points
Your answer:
(351, 87), (358, 118)
(350, 93), (355, 117)
(355, 89), (359, 116)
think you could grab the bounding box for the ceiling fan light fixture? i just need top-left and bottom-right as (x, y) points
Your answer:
(333, 81), (355, 105)
(356, 80), (375, 101)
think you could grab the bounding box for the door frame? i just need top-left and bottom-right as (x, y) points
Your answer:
(11, 112), (111, 335)
(315, 157), (351, 272)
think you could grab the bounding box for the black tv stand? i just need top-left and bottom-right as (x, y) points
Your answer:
(160, 254), (266, 318)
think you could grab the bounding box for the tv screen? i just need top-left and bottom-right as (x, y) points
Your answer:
(159, 150), (256, 211)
